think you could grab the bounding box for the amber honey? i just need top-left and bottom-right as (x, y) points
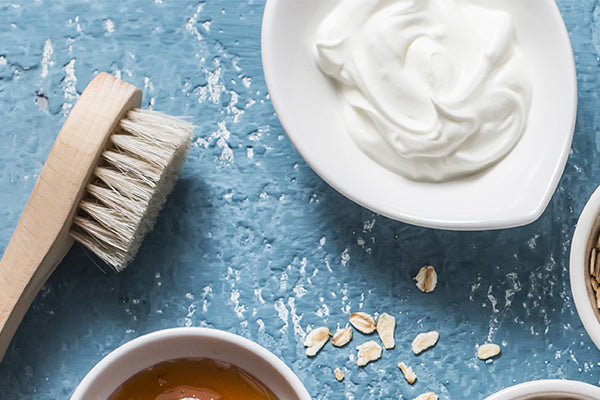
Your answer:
(108, 358), (280, 400)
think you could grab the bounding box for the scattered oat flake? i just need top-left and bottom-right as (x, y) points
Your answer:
(397, 362), (417, 384)
(356, 340), (382, 366)
(414, 392), (438, 400)
(332, 327), (352, 347)
(414, 265), (437, 293)
(304, 327), (330, 357)
(477, 343), (501, 360)
(376, 313), (395, 349)
(412, 331), (439, 355)
(334, 368), (344, 381)
(349, 312), (376, 334)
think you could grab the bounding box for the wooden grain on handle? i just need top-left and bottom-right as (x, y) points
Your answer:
(0, 72), (142, 361)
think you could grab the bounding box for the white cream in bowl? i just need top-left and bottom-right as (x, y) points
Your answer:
(261, 0), (576, 229)
(314, 0), (532, 182)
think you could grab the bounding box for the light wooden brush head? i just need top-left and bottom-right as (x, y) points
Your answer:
(0, 72), (193, 361)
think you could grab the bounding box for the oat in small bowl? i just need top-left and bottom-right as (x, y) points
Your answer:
(570, 185), (600, 351)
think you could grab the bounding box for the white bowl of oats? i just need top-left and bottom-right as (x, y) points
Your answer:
(485, 379), (600, 399)
(570, 185), (600, 351)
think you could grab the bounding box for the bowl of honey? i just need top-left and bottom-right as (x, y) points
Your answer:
(70, 327), (311, 400)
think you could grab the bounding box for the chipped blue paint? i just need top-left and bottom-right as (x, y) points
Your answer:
(0, 0), (600, 399)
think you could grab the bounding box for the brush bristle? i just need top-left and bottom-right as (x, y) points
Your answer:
(70, 108), (193, 271)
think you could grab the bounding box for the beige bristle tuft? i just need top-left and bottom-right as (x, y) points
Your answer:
(70, 108), (193, 271)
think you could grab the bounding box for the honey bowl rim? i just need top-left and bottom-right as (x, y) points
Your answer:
(69, 327), (311, 400)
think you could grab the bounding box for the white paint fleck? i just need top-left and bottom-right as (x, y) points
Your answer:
(316, 302), (330, 318)
(202, 20), (211, 32)
(75, 16), (82, 33)
(363, 218), (376, 231)
(293, 284), (308, 298)
(504, 272), (521, 308)
(300, 257), (307, 274)
(254, 288), (265, 304)
(61, 59), (78, 116)
(104, 19), (115, 33)
(227, 90), (244, 123)
(469, 275), (482, 301)
(246, 146), (254, 158)
(187, 303), (197, 319)
(197, 66), (224, 104)
(207, 120), (233, 162)
(0, 56), (6, 65)
(319, 236), (326, 246)
(325, 259), (333, 273)
(144, 76), (154, 91)
(230, 288), (246, 318)
(242, 76), (252, 88)
(288, 297), (305, 338)
(341, 284), (349, 304)
(41, 38), (54, 78)
(570, 352), (579, 364)
(202, 286), (212, 312)
(528, 234), (540, 249)
(225, 266), (240, 282)
(194, 137), (209, 148)
(487, 286), (498, 313)
(185, 3), (205, 42)
(274, 298), (289, 335)
(341, 248), (350, 266)
(279, 271), (288, 291)
(257, 319), (265, 332)
(249, 125), (268, 141)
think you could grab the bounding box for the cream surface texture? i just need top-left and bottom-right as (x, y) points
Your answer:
(315, 0), (532, 181)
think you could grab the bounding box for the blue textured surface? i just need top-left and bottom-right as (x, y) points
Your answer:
(1, 1), (600, 399)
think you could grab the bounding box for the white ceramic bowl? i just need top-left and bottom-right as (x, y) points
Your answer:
(570, 186), (600, 351)
(484, 380), (600, 400)
(70, 327), (311, 400)
(261, 0), (576, 230)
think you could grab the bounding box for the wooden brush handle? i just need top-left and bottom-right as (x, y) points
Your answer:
(0, 73), (142, 361)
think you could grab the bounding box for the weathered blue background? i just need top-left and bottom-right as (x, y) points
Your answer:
(0, 1), (599, 399)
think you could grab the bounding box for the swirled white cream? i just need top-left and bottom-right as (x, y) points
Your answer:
(315, 0), (532, 181)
